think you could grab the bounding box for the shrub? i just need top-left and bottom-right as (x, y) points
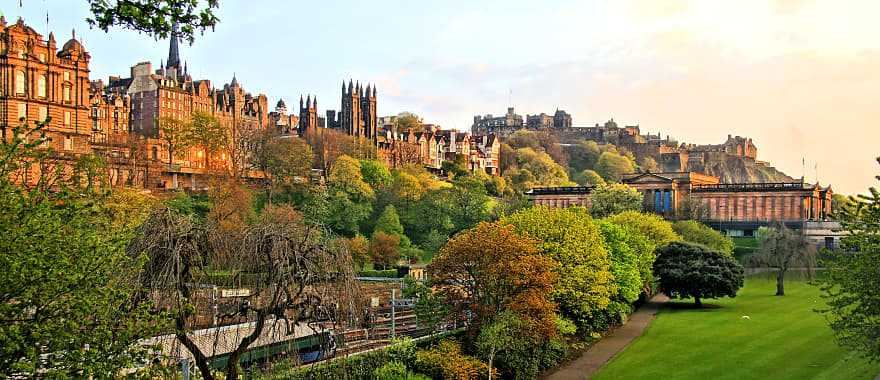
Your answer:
(673, 220), (734, 256)
(414, 340), (493, 380)
(357, 269), (399, 278)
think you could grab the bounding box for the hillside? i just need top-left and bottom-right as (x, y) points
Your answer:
(688, 153), (795, 184)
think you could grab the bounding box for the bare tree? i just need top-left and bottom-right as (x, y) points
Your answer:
(747, 222), (816, 296)
(128, 206), (359, 380)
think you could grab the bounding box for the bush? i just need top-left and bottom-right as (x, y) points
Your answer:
(673, 220), (734, 256)
(259, 337), (422, 380)
(357, 269), (399, 278)
(414, 340), (493, 380)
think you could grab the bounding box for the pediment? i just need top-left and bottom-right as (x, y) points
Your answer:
(623, 173), (674, 184)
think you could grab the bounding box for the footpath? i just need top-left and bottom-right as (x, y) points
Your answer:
(544, 294), (670, 380)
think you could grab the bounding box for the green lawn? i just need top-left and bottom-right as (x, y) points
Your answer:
(592, 274), (880, 380)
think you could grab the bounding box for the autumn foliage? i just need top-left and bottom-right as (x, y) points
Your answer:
(429, 222), (558, 339)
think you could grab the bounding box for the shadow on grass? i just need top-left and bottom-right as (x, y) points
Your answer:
(662, 301), (724, 310)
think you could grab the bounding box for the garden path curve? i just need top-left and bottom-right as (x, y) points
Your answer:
(543, 294), (670, 380)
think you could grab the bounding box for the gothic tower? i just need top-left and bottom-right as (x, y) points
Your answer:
(298, 95), (318, 137)
(361, 84), (377, 141)
(340, 80), (362, 137)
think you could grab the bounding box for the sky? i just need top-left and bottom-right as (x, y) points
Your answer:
(6, 0), (879, 194)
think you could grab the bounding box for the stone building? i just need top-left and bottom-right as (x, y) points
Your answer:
(472, 107), (523, 135)
(526, 171), (834, 238)
(1, 18), (92, 156)
(525, 109), (571, 129)
(267, 99), (298, 136)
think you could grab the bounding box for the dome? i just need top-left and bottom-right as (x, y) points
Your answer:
(61, 38), (84, 53)
(276, 99), (286, 109)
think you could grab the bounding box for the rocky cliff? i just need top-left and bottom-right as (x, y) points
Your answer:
(687, 153), (794, 183)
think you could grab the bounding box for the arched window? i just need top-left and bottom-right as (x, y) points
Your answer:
(15, 71), (25, 95)
(38, 74), (47, 98)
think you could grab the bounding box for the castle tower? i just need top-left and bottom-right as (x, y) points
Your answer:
(360, 83), (378, 141)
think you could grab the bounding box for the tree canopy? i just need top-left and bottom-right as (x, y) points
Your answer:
(654, 241), (744, 307)
(86, 0), (220, 43)
(673, 220), (734, 256)
(589, 183), (643, 218)
(594, 151), (635, 183)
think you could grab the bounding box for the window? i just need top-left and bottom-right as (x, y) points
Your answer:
(63, 136), (72, 151)
(38, 74), (47, 98)
(64, 111), (71, 126)
(39, 107), (48, 122)
(15, 71), (25, 94)
(38, 53), (45, 62)
(17, 103), (26, 120)
(63, 86), (70, 102)
(63, 71), (70, 81)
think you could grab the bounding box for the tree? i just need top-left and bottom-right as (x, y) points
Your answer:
(606, 211), (680, 247)
(0, 123), (160, 377)
(393, 113), (422, 133)
(158, 116), (192, 168)
(677, 195), (710, 220)
(349, 234), (370, 269)
(476, 311), (520, 380)
(402, 276), (450, 334)
(370, 231), (401, 269)
(596, 221), (643, 304)
(817, 165), (880, 359)
(326, 155), (374, 236)
(638, 156), (660, 172)
(573, 169), (605, 187)
(595, 151), (635, 183)
(504, 147), (572, 192)
(654, 241), (744, 307)
(589, 183), (643, 218)
(86, 0), (220, 43)
(360, 159), (392, 189)
(187, 111), (228, 169)
(673, 220), (735, 256)
(565, 140), (601, 173)
(429, 222), (558, 337)
(129, 206), (357, 380)
(503, 207), (615, 330)
(375, 205), (406, 238)
(748, 223), (815, 296)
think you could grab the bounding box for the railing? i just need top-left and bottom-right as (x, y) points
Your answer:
(693, 182), (810, 193)
(526, 186), (595, 195)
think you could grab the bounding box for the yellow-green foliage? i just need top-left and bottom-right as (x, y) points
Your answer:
(673, 220), (734, 256)
(606, 211), (680, 247)
(415, 340), (494, 380)
(596, 221), (642, 303)
(503, 206), (616, 327)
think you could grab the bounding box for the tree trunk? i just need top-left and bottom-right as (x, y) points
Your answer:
(694, 296), (702, 308)
(224, 312), (267, 380)
(776, 269), (786, 296)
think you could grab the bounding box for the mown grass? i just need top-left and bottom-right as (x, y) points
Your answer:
(592, 273), (880, 380)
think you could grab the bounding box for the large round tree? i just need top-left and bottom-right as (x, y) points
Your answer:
(654, 241), (744, 307)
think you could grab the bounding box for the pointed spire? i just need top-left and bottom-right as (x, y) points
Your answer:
(160, 59), (164, 70)
(306, 94), (311, 108)
(72, 28), (76, 40)
(231, 72), (238, 86)
(348, 79), (353, 93)
(342, 80), (346, 93)
(313, 97), (317, 109)
(300, 95), (304, 109)
(48, 31), (55, 43)
(373, 84), (377, 97)
(167, 23), (181, 70)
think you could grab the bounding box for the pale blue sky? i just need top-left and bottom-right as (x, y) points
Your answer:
(6, 0), (880, 194)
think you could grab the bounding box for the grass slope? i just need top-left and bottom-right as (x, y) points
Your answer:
(593, 274), (880, 380)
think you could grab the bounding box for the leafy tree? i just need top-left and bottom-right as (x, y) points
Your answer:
(748, 223), (816, 296)
(389, 171), (425, 202)
(606, 211), (680, 247)
(677, 195), (711, 220)
(86, 0), (219, 43)
(638, 156), (660, 172)
(370, 231), (401, 269)
(248, 130), (314, 203)
(360, 159), (393, 189)
(402, 276), (450, 334)
(429, 222), (558, 337)
(589, 183), (643, 218)
(187, 111), (228, 169)
(817, 166), (880, 359)
(596, 221), (643, 303)
(158, 116), (192, 168)
(654, 241), (744, 307)
(415, 340), (495, 380)
(565, 140), (602, 173)
(393, 113), (422, 133)
(504, 147), (573, 192)
(441, 154), (469, 179)
(0, 123), (160, 377)
(595, 151), (635, 183)
(499, 143), (517, 173)
(326, 155), (374, 236)
(503, 207), (614, 331)
(375, 205), (408, 240)
(476, 311), (520, 380)
(573, 169), (605, 187)
(349, 234), (370, 269)
(507, 130), (543, 151)
(673, 220), (734, 256)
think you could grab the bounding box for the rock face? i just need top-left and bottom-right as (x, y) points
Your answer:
(690, 153), (794, 183)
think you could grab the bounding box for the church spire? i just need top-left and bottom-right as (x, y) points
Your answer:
(167, 23), (181, 70)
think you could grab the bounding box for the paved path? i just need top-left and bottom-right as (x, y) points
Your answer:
(544, 294), (670, 380)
